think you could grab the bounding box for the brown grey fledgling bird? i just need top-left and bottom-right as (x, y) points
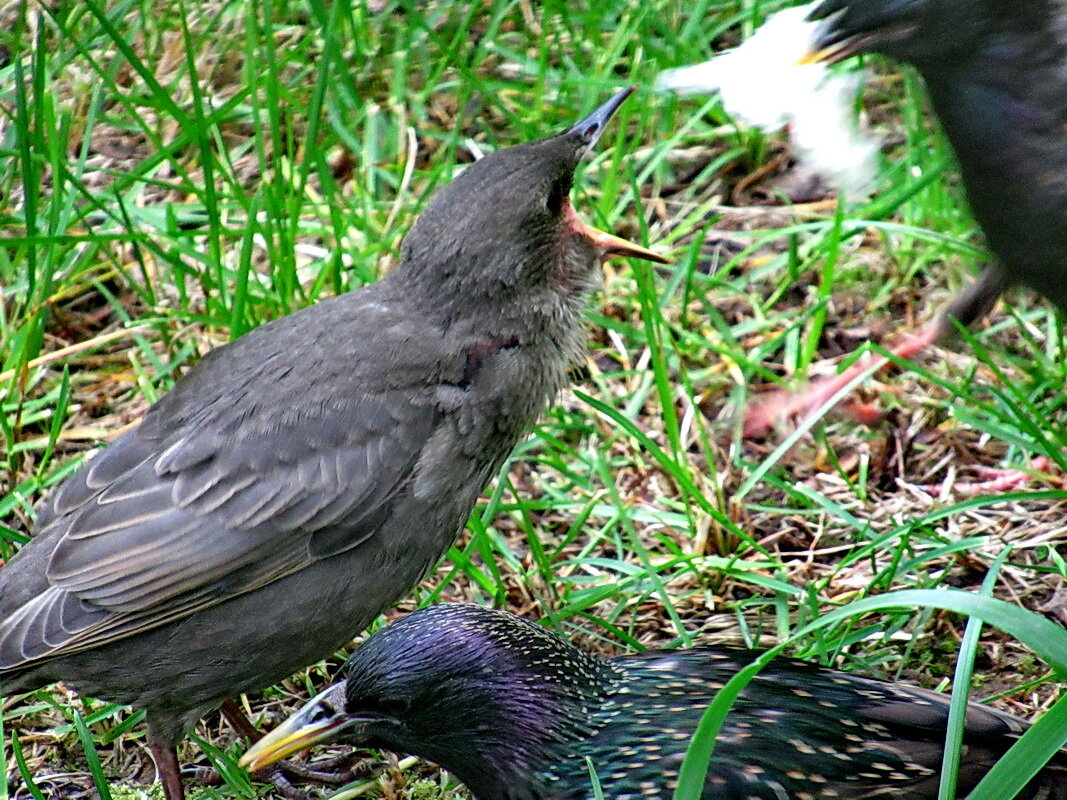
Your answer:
(0, 87), (666, 800)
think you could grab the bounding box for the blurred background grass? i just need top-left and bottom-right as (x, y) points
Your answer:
(1, 0), (1065, 797)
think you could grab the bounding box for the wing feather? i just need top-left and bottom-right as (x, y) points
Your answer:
(1, 295), (459, 671)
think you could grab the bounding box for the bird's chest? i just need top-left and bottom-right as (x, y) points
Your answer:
(929, 74), (1067, 271)
(421, 335), (571, 485)
(932, 67), (1066, 202)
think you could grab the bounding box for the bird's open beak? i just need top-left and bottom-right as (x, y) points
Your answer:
(564, 87), (671, 265)
(797, 29), (875, 66)
(566, 202), (670, 264)
(800, 0), (919, 65)
(239, 682), (358, 772)
(797, 40), (860, 66)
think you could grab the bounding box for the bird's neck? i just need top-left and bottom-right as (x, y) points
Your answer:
(405, 665), (621, 800)
(383, 266), (596, 360)
(919, 22), (1067, 165)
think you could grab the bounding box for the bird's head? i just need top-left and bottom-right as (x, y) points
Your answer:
(240, 604), (613, 799)
(393, 88), (667, 314)
(803, 0), (1033, 68)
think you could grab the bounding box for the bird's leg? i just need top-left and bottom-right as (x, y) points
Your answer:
(265, 770), (314, 800)
(910, 271), (1057, 494)
(254, 752), (373, 795)
(272, 751), (373, 783)
(743, 266), (1007, 438)
(147, 738), (186, 800)
(220, 698), (262, 741)
(742, 328), (933, 437)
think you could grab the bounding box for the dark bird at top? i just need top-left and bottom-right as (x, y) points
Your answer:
(0, 88), (667, 800)
(241, 603), (1067, 800)
(745, 0), (1067, 437)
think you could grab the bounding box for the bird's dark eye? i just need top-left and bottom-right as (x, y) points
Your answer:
(545, 178), (569, 215)
(309, 697), (339, 723)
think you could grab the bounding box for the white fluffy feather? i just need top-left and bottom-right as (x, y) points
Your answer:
(655, 3), (879, 193)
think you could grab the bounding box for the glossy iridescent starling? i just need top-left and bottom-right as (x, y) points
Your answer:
(242, 603), (1066, 800)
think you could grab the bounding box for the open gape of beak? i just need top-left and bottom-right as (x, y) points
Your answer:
(564, 201), (669, 264)
(801, 0), (920, 65)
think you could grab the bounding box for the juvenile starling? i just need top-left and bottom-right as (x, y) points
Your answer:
(242, 603), (1066, 800)
(0, 88), (667, 800)
(744, 0), (1067, 438)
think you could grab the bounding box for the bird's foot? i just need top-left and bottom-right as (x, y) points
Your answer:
(261, 767), (315, 800)
(743, 356), (891, 438)
(743, 327), (938, 439)
(258, 754), (377, 799)
(192, 753), (374, 797)
(916, 456), (1056, 497)
(268, 752), (373, 783)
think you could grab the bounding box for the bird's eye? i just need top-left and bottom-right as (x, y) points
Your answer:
(545, 178), (569, 215)
(309, 698), (339, 723)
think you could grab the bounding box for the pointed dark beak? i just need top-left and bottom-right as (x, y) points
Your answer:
(561, 86), (670, 265)
(567, 86), (635, 151)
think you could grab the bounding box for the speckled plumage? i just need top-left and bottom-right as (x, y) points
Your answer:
(242, 604), (1067, 800)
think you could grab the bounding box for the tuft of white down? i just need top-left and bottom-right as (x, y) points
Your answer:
(655, 3), (879, 194)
